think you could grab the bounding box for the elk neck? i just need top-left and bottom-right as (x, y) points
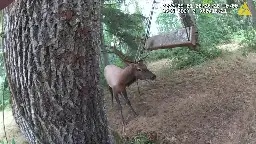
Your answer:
(118, 65), (137, 87)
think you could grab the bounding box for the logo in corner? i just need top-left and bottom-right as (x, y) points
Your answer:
(238, 2), (252, 16)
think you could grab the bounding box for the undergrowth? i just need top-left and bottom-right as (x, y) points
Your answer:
(0, 137), (16, 144)
(111, 131), (156, 144)
(124, 134), (155, 144)
(0, 77), (10, 111)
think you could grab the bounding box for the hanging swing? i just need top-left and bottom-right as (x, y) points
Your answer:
(144, 26), (197, 51)
(142, 1), (198, 51)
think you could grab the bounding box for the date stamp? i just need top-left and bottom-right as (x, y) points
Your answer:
(162, 3), (236, 14)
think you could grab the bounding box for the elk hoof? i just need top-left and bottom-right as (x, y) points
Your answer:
(122, 126), (126, 135)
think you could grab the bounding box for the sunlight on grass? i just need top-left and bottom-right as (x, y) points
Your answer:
(217, 41), (242, 52)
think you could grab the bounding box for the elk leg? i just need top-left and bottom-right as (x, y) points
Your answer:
(108, 86), (114, 107)
(136, 80), (141, 95)
(114, 92), (126, 127)
(122, 90), (138, 116)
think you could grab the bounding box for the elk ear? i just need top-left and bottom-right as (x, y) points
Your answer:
(137, 61), (144, 66)
(124, 61), (131, 66)
(129, 63), (136, 68)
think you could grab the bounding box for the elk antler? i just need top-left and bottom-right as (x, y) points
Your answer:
(110, 45), (135, 65)
(107, 42), (149, 65)
(136, 53), (150, 63)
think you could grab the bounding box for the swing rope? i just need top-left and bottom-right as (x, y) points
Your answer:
(135, 0), (157, 62)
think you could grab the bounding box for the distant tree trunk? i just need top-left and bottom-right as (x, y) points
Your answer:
(102, 46), (110, 67)
(247, 0), (256, 27)
(100, 25), (110, 67)
(226, 0), (233, 5)
(178, 13), (195, 27)
(3, 0), (110, 143)
(100, 0), (110, 67)
(226, 0), (244, 5)
(173, 0), (199, 48)
(226, 0), (235, 5)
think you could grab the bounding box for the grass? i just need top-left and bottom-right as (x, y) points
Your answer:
(106, 51), (256, 143)
(0, 137), (16, 144)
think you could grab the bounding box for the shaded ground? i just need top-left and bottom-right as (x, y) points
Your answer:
(1, 52), (256, 144)
(105, 52), (256, 144)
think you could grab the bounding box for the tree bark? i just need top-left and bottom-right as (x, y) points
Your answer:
(247, 0), (256, 27)
(3, 0), (110, 143)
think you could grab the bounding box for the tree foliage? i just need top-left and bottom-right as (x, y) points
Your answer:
(156, 13), (182, 33)
(150, 0), (256, 69)
(102, 2), (146, 59)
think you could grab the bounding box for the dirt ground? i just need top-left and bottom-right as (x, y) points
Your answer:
(0, 109), (28, 143)
(105, 52), (256, 144)
(1, 52), (256, 144)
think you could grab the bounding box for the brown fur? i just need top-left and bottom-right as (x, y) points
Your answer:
(118, 64), (136, 86)
(104, 62), (156, 127)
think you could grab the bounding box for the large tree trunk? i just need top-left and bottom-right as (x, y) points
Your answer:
(3, 0), (110, 143)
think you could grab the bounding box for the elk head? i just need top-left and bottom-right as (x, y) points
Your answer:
(127, 60), (156, 81)
(110, 45), (156, 80)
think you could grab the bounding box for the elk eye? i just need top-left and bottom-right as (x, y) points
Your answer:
(137, 68), (142, 71)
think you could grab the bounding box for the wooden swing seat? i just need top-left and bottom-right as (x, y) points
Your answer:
(144, 26), (197, 51)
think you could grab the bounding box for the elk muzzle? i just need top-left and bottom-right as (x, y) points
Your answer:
(151, 74), (156, 80)
(136, 69), (156, 81)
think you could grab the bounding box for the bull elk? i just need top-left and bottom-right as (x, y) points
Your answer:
(104, 46), (156, 131)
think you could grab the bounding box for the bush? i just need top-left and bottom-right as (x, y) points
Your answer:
(0, 77), (11, 111)
(171, 47), (206, 69)
(167, 45), (221, 70)
(0, 137), (16, 144)
(241, 26), (256, 49)
(124, 134), (155, 144)
(110, 130), (156, 144)
(147, 49), (173, 61)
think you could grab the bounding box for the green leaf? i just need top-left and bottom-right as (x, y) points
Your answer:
(11, 137), (15, 144)
(202, 0), (212, 4)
